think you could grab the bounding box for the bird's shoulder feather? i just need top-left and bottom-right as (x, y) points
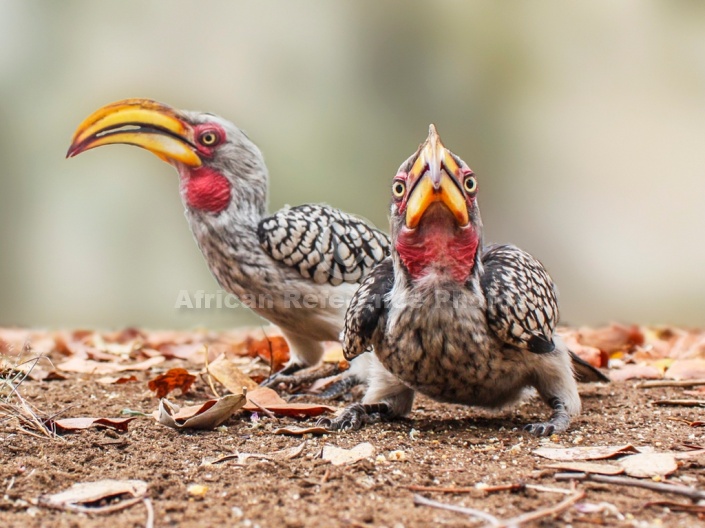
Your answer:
(258, 205), (390, 286)
(479, 243), (559, 354)
(343, 257), (394, 360)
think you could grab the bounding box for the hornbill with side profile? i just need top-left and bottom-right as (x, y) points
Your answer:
(320, 125), (608, 435)
(67, 99), (389, 386)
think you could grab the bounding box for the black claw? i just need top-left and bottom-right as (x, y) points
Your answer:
(524, 421), (557, 437)
(319, 402), (391, 432)
(316, 417), (333, 429)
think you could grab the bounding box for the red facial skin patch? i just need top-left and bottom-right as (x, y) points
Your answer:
(184, 167), (231, 213)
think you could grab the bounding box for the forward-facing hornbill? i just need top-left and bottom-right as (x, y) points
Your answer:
(321, 125), (608, 435)
(67, 99), (389, 384)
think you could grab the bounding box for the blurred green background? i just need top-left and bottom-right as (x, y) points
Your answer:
(1, 1), (704, 330)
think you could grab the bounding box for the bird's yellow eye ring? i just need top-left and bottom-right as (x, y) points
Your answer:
(463, 175), (477, 194)
(392, 181), (406, 199)
(199, 131), (219, 146)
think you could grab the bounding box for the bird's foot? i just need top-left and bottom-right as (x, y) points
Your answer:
(317, 402), (390, 431)
(524, 397), (571, 436)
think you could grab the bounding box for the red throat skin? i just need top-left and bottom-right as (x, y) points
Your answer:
(395, 210), (479, 284)
(183, 167), (232, 213)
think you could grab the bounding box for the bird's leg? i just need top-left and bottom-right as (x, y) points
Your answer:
(317, 402), (391, 431)
(524, 397), (571, 436)
(318, 375), (360, 400)
(262, 333), (327, 389)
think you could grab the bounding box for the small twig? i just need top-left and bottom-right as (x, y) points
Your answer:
(407, 485), (477, 494)
(406, 483), (524, 494)
(555, 472), (705, 501)
(247, 397), (277, 421)
(643, 500), (705, 514)
(17, 426), (48, 440)
(651, 399), (705, 407)
(320, 468), (331, 485)
(413, 494), (501, 526)
(143, 497), (154, 528)
(524, 484), (576, 495)
(636, 379), (705, 389)
(497, 490), (584, 528)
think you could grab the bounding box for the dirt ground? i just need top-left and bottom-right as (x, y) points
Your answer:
(1, 330), (705, 527)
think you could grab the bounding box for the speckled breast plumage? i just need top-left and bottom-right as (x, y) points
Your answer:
(375, 280), (539, 409)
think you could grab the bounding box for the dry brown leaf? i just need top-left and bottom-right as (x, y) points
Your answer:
(243, 387), (335, 417)
(207, 354), (258, 393)
(545, 461), (624, 475)
(609, 364), (663, 381)
(322, 343), (345, 363)
(155, 394), (246, 430)
(246, 336), (289, 371)
(206, 441), (308, 466)
(158, 342), (206, 360)
(38, 479), (147, 513)
(579, 323), (644, 354)
(322, 442), (375, 466)
(0, 328), (32, 355)
(665, 359), (705, 380)
(558, 329), (606, 368)
(57, 355), (164, 374)
(147, 368), (196, 398)
(50, 417), (137, 433)
(273, 425), (330, 436)
(96, 375), (138, 385)
(619, 453), (678, 478)
(533, 444), (639, 461)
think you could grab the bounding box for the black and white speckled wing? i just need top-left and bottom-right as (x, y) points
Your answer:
(480, 244), (559, 354)
(342, 258), (394, 360)
(258, 205), (390, 286)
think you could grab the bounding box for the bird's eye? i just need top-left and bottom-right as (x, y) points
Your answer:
(199, 131), (219, 146)
(392, 181), (406, 199)
(463, 175), (477, 194)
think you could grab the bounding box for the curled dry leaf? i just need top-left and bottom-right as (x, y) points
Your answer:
(207, 354), (259, 394)
(243, 387), (335, 417)
(155, 394), (246, 430)
(533, 444), (639, 461)
(50, 417), (137, 433)
(148, 368), (196, 398)
(38, 479), (148, 513)
(322, 442), (375, 466)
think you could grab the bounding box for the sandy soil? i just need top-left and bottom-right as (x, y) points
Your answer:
(1, 332), (705, 527)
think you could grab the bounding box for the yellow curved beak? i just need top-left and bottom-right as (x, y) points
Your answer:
(405, 124), (469, 229)
(67, 98), (202, 167)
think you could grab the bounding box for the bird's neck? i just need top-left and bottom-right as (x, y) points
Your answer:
(395, 220), (480, 285)
(180, 165), (274, 298)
